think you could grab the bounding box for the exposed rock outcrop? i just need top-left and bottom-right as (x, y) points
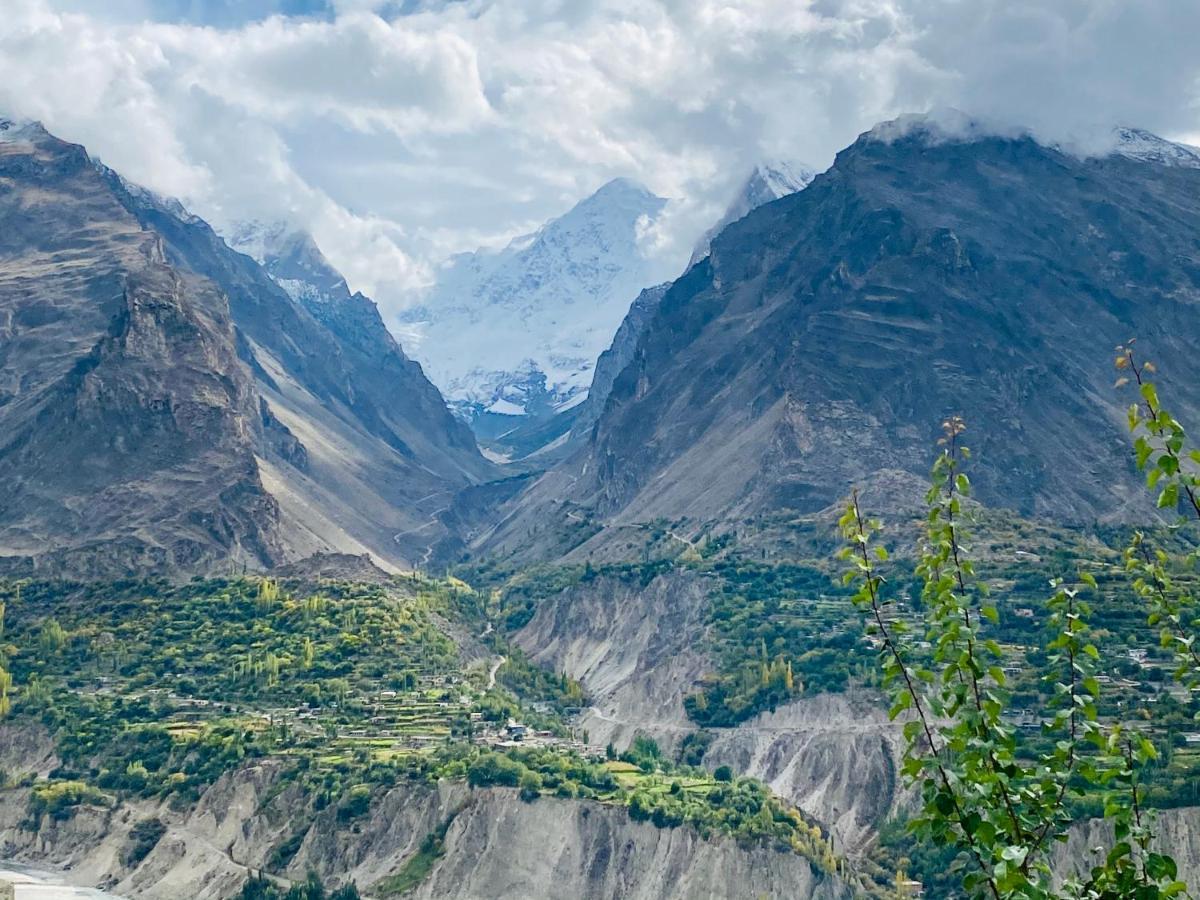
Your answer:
(513, 572), (903, 854)
(0, 124), (281, 575)
(704, 694), (900, 856)
(515, 572), (711, 751)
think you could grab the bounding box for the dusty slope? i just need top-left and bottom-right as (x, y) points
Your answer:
(516, 573), (710, 751)
(98, 154), (492, 570)
(514, 572), (902, 854)
(0, 120), (493, 575)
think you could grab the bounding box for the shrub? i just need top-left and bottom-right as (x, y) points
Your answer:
(121, 817), (166, 868)
(28, 780), (108, 822)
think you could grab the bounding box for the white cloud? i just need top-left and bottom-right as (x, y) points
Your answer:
(2, 0), (1199, 313)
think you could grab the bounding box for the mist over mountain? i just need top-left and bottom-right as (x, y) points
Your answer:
(689, 161), (817, 268)
(6, 102), (1200, 900)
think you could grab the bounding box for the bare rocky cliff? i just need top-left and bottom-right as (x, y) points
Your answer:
(414, 794), (849, 900)
(0, 124), (281, 575)
(567, 283), (670, 445)
(516, 572), (711, 751)
(702, 695), (899, 857)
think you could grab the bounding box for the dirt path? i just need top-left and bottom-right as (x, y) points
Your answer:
(487, 656), (506, 690)
(665, 529), (695, 550)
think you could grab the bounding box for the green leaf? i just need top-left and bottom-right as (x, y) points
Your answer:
(1135, 437), (1154, 468)
(889, 691), (912, 720)
(1158, 482), (1180, 509)
(1139, 736), (1159, 761)
(1000, 845), (1028, 864)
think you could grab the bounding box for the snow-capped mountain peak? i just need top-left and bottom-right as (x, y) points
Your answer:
(1112, 126), (1200, 168)
(227, 220), (351, 304)
(397, 178), (674, 422)
(747, 160), (817, 205)
(866, 111), (1200, 170)
(689, 159), (816, 266)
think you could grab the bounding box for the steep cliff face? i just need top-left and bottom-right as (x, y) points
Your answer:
(413, 792), (850, 900)
(0, 123), (282, 575)
(99, 165), (492, 570)
(580, 126), (1200, 527)
(702, 694), (900, 856)
(0, 121), (492, 575)
(0, 728), (853, 900)
(567, 283), (670, 444)
(516, 572), (711, 751)
(1052, 806), (1200, 888)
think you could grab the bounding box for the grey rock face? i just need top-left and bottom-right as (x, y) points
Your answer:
(568, 164), (814, 450)
(569, 283), (670, 444)
(515, 572), (711, 752)
(513, 572), (902, 855)
(575, 129), (1200, 528)
(689, 160), (817, 268)
(0, 727), (854, 900)
(0, 127), (281, 574)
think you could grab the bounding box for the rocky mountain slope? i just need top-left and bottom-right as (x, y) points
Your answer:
(479, 121), (1200, 560)
(431, 163), (818, 462)
(398, 179), (673, 431)
(570, 163), (816, 447)
(0, 120), (490, 576)
(565, 281), (670, 444)
(0, 121), (281, 574)
(688, 161), (816, 267)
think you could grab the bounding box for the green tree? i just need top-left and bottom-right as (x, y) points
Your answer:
(840, 370), (1196, 899)
(39, 618), (66, 654)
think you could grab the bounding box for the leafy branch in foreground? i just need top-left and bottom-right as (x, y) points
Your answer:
(841, 407), (1188, 899)
(1118, 342), (1200, 699)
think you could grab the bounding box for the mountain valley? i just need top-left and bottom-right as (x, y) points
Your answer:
(2, 112), (1200, 900)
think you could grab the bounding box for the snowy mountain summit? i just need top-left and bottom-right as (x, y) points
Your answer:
(1112, 126), (1200, 168)
(690, 160), (816, 266)
(227, 220), (351, 303)
(866, 111), (1200, 169)
(397, 178), (672, 423)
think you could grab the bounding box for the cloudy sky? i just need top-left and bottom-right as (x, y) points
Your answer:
(3, 0), (1199, 316)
